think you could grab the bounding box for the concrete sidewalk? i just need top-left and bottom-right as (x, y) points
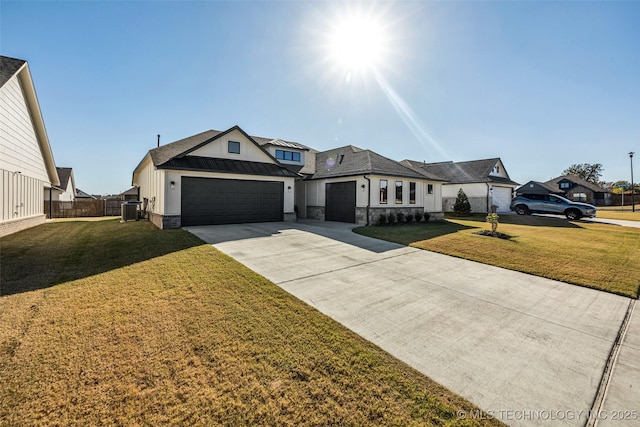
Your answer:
(186, 221), (635, 426)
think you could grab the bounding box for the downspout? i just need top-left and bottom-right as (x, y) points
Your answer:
(49, 186), (53, 219)
(486, 183), (491, 213)
(363, 175), (371, 226)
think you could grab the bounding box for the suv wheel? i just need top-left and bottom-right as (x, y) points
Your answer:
(514, 205), (529, 215)
(565, 209), (581, 221)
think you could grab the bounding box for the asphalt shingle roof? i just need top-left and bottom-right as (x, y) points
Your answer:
(405, 158), (519, 185)
(56, 167), (73, 190)
(0, 56), (26, 88)
(545, 175), (610, 193)
(310, 146), (427, 180)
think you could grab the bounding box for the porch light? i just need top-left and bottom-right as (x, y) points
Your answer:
(170, 181), (176, 189)
(287, 186), (292, 192)
(361, 184), (366, 191)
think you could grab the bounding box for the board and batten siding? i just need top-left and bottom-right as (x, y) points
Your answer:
(135, 155), (166, 216)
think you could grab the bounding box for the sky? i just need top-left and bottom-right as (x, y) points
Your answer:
(1, 1), (639, 195)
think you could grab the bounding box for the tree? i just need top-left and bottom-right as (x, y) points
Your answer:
(452, 188), (471, 215)
(562, 163), (604, 184)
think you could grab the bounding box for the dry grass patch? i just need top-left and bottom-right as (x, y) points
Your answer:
(1, 220), (499, 426)
(355, 215), (640, 298)
(596, 208), (640, 221)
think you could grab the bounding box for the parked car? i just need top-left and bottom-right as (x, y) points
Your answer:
(510, 194), (597, 220)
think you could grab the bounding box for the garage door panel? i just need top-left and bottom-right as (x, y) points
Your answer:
(326, 181), (356, 223)
(182, 177), (284, 226)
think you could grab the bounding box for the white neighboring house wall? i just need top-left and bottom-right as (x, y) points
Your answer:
(0, 59), (58, 237)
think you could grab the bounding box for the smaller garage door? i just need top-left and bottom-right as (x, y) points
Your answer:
(182, 177), (283, 226)
(325, 181), (356, 223)
(492, 187), (514, 212)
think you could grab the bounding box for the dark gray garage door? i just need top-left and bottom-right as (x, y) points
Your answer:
(325, 181), (356, 223)
(181, 177), (283, 226)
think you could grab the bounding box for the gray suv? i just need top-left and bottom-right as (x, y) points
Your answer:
(510, 194), (597, 220)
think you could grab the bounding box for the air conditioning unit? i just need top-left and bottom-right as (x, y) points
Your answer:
(121, 203), (138, 222)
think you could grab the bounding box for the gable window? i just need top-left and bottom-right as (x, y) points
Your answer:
(275, 149), (301, 162)
(228, 141), (240, 154)
(427, 184), (434, 195)
(409, 182), (416, 204)
(559, 182), (570, 189)
(395, 181), (403, 204)
(379, 180), (388, 204)
(492, 165), (500, 174)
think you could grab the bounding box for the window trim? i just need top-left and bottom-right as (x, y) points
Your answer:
(379, 179), (388, 204)
(228, 140), (240, 154)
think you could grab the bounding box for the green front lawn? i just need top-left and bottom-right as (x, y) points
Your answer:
(355, 215), (640, 298)
(0, 220), (499, 426)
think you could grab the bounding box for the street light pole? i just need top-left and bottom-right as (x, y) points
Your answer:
(631, 152), (635, 212)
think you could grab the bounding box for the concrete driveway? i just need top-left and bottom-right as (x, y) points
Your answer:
(186, 221), (636, 426)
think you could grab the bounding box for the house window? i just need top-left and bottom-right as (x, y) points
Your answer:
(559, 182), (570, 189)
(275, 149), (301, 162)
(379, 180), (388, 204)
(395, 181), (403, 204)
(427, 184), (434, 194)
(228, 141), (240, 154)
(409, 182), (416, 204)
(572, 193), (587, 202)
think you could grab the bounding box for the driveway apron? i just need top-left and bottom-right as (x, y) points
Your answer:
(186, 221), (634, 426)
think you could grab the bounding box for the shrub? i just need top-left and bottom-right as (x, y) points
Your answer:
(414, 211), (423, 222)
(406, 214), (414, 223)
(424, 212), (431, 222)
(387, 213), (396, 224)
(378, 213), (387, 226)
(452, 188), (471, 216)
(397, 212), (405, 223)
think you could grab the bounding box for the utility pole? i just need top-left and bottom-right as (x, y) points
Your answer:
(631, 152), (635, 212)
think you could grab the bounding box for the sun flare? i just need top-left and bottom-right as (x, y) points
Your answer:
(326, 11), (387, 77)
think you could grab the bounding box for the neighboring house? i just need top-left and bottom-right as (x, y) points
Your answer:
(120, 186), (139, 201)
(75, 188), (97, 199)
(516, 181), (562, 196)
(0, 56), (59, 237)
(304, 145), (445, 225)
(45, 167), (76, 201)
(132, 125), (299, 229)
(403, 158), (519, 213)
(544, 175), (612, 206)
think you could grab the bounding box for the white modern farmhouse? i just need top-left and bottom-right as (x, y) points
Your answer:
(132, 125), (446, 229)
(0, 56), (59, 237)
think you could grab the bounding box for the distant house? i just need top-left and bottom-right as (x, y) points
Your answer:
(75, 188), (97, 199)
(120, 186), (139, 201)
(45, 167), (76, 202)
(516, 181), (562, 196)
(0, 56), (59, 237)
(402, 158), (519, 213)
(545, 176), (612, 206)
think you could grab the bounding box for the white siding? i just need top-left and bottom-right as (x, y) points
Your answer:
(0, 76), (49, 183)
(188, 129), (274, 163)
(442, 183), (489, 198)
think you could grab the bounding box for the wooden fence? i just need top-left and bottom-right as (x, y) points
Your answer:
(45, 199), (126, 218)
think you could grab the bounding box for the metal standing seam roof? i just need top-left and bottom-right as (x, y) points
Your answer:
(161, 156), (298, 177)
